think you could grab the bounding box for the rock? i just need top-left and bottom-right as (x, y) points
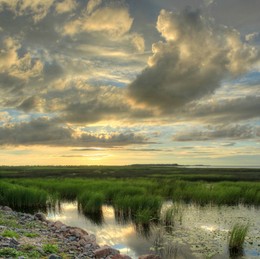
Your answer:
(111, 254), (132, 259)
(60, 225), (67, 232)
(53, 221), (64, 229)
(2, 206), (12, 211)
(48, 254), (62, 259)
(68, 235), (77, 241)
(10, 237), (19, 246)
(18, 257), (26, 259)
(94, 246), (120, 258)
(34, 212), (46, 221)
(78, 239), (87, 247)
(36, 247), (45, 255)
(69, 227), (88, 238)
(138, 255), (162, 259)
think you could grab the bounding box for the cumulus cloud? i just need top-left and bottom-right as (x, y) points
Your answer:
(55, 0), (77, 14)
(128, 8), (259, 113)
(0, 0), (54, 22)
(172, 124), (260, 141)
(0, 117), (149, 147)
(40, 81), (128, 123)
(0, 37), (43, 80)
(63, 0), (133, 38)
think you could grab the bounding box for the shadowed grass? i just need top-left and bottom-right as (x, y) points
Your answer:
(228, 223), (249, 256)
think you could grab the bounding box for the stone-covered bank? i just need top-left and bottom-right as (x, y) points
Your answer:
(0, 206), (160, 259)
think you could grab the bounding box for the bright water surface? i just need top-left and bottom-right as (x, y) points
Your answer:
(46, 202), (260, 259)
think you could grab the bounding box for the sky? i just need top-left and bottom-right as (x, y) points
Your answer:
(0, 0), (259, 166)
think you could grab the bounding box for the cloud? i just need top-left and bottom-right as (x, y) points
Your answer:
(128, 8), (259, 113)
(55, 0), (77, 14)
(184, 95), (260, 122)
(131, 34), (145, 53)
(0, 0), (54, 22)
(0, 117), (149, 147)
(245, 32), (260, 44)
(17, 96), (45, 112)
(0, 37), (19, 72)
(172, 124), (260, 141)
(0, 37), (43, 80)
(86, 0), (103, 14)
(63, 0), (133, 38)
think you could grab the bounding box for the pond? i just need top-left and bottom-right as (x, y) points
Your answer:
(46, 201), (260, 259)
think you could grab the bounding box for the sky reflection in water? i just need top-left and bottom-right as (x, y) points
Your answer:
(47, 202), (260, 259)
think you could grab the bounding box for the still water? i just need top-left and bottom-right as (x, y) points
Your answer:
(47, 202), (260, 258)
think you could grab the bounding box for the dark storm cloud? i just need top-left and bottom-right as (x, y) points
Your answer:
(0, 117), (149, 147)
(128, 8), (259, 113)
(172, 124), (260, 141)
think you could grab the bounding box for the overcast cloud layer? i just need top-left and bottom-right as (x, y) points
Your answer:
(0, 0), (259, 165)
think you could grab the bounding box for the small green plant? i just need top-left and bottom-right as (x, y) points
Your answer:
(0, 247), (23, 257)
(20, 244), (36, 251)
(0, 216), (20, 228)
(20, 244), (41, 258)
(23, 232), (40, 238)
(42, 243), (59, 254)
(2, 229), (19, 238)
(228, 223), (249, 256)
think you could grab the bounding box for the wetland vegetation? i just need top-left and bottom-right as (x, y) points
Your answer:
(0, 165), (260, 258)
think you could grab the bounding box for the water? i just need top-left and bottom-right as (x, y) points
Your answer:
(46, 202), (260, 258)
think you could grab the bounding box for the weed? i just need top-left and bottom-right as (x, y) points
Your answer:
(0, 247), (23, 257)
(2, 229), (19, 238)
(23, 232), (40, 238)
(20, 244), (36, 251)
(228, 223), (249, 256)
(42, 243), (59, 254)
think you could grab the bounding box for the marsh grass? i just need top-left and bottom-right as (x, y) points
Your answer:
(0, 182), (47, 208)
(2, 174), (260, 218)
(160, 203), (183, 228)
(113, 194), (162, 223)
(78, 191), (105, 216)
(228, 223), (249, 256)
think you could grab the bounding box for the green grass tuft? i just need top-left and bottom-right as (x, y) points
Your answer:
(42, 243), (59, 254)
(2, 229), (19, 238)
(228, 223), (249, 256)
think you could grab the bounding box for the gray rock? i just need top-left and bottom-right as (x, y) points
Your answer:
(34, 212), (46, 221)
(48, 254), (61, 259)
(2, 206), (12, 212)
(138, 255), (162, 259)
